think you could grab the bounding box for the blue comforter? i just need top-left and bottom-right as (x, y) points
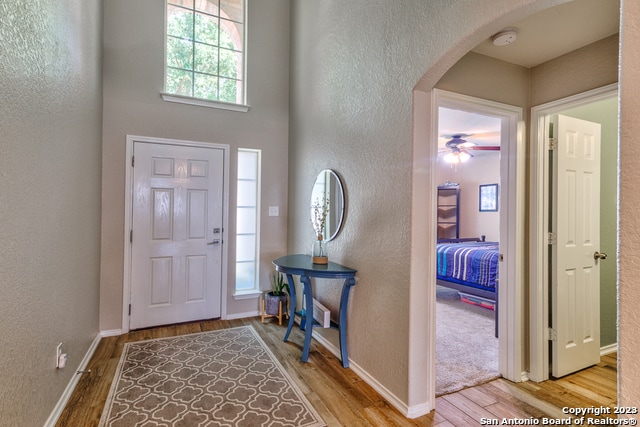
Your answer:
(436, 242), (499, 290)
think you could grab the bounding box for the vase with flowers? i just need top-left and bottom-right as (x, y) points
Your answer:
(311, 196), (330, 264)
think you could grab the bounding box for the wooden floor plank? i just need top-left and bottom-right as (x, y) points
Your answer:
(478, 382), (547, 419)
(55, 318), (617, 427)
(459, 385), (499, 407)
(485, 401), (537, 421)
(441, 392), (496, 421)
(487, 379), (571, 420)
(435, 397), (480, 426)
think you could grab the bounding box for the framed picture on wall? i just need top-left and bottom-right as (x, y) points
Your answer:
(479, 183), (498, 212)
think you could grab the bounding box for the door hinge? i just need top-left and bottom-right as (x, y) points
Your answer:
(128, 304), (132, 316)
(130, 230), (133, 243)
(547, 232), (556, 245)
(548, 137), (557, 151)
(131, 156), (135, 167)
(548, 328), (557, 341)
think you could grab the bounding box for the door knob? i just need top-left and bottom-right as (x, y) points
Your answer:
(594, 251), (607, 260)
(207, 239), (221, 246)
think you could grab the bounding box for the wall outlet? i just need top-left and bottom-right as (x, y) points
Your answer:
(56, 343), (63, 369)
(268, 206), (279, 217)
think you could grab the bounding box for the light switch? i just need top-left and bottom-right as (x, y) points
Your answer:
(268, 206), (279, 217)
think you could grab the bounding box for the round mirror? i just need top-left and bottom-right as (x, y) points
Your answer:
(310, 169), (345, 241)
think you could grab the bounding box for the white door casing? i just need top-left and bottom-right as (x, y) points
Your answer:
(528, 83), (616, 382)
(125, 137), (228, 330)
(432, 89), (525, 383)
(550, 114), (602, 377)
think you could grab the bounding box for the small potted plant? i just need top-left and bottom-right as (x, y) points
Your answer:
(262, 273), (289, 324)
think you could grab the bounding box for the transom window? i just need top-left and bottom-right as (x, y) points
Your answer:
(165, 0), (245, 105)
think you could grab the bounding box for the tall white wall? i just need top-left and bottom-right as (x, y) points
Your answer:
(100, 0), (291, 330)
(0, 1), (103, 425)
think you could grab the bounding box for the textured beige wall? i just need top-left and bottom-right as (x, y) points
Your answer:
(100, 0), (291, 330)
(289, 0), (573, 406)
(290, 0), (632, 411)
(530, 35), (619, 107)
(437, 52), (531, 108)
(619, 0), (640, 408)
(0, 1), (102, 425)
(2, 0), (637, 423)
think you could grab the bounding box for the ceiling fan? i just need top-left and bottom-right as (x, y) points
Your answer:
(439, 133), (500, 164)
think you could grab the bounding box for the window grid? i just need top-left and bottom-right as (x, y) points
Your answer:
(166, 0), (245, 104)
(235, 149), (260, 293)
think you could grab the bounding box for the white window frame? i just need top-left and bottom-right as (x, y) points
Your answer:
(162, 0), (249, 112)
(234, 148), (261, 297)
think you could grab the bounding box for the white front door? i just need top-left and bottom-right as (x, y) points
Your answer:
(130, 141), (224, 330)
(550, 114), (602, 377)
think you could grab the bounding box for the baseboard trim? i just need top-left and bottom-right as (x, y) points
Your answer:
(226, 310), (260, 320)
(43, 334), (102, 427)
(100, 328), (123, 338)
(311, 330), (432, 419)
(601, 343), (618, 356)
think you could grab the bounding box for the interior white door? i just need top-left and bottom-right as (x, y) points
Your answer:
(130, 142), (224, 330)
(550, 114), (602, 377)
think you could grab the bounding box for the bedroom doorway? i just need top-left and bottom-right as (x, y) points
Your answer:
(433, 89), (522, 394)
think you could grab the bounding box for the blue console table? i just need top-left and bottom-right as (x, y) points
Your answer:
(273, 254), (357, 368)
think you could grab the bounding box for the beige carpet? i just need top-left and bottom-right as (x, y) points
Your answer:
(99, 326), (325, 427)
(436, 286), (499, 396)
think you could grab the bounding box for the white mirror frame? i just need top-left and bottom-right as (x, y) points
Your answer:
(310, 169), (345, 241)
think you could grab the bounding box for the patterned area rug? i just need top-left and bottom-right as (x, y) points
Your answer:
(99, 326), (325, 427)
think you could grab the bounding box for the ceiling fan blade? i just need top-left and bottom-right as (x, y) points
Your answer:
(469, 146), (500, 151)
(444, 135), (475, 148)
(440, 133), (473, 139)
(440, 131), (500, 140)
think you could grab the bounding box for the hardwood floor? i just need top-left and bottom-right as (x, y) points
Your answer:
(55, 318), (617, 426)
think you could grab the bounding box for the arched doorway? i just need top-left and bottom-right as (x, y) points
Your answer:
(408, 0), (621, 415)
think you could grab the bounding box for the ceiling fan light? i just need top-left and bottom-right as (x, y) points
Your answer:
(443, 152), (459, 164)
(459, 151), (472, 162)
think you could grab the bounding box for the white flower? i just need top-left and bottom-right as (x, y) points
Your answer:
(311, 196), (330, 239)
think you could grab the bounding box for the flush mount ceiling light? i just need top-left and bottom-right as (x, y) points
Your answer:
(492, 28), (518, 46)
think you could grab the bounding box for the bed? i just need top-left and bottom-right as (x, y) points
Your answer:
(436, 238), (499, 336)
(436, 238), (499, 298)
